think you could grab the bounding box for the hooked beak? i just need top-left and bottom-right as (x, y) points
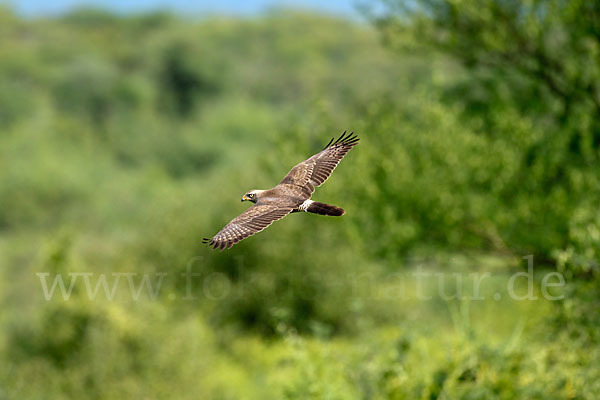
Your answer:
(241, 195), (248, 202)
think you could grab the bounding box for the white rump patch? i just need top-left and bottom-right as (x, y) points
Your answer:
(299, 200), (314, 212)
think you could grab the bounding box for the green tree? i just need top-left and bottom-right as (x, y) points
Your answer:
(375, 0), (600, 275)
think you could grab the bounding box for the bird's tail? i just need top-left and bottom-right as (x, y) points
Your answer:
(306, 201), (345, 216)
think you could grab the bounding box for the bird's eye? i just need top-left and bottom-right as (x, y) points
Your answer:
(248, 193), (254, 198)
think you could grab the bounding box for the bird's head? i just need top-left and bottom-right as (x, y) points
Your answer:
(241, 190), (262, 203)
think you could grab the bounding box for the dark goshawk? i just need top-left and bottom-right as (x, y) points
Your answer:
(203, 132), (359, 250)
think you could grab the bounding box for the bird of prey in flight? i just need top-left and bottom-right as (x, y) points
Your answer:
(203, 132), (359, 250)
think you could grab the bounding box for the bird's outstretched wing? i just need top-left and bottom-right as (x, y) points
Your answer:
(203, 204), (293, 250)
(280, 131), (359, 197)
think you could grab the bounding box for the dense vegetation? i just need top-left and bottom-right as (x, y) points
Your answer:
(1, 1), (598, 398)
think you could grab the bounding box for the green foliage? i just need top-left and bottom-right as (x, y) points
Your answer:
(375, 0), (600, 273)
(0, 3), (599, 399)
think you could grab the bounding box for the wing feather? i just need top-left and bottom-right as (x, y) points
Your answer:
(279, 132), (359, 198)
(203, 204), (293, 250)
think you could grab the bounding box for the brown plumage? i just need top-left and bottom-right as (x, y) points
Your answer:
(203, 132), (359, 250)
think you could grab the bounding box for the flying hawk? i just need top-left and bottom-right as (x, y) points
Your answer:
(203, 132), (359, 250)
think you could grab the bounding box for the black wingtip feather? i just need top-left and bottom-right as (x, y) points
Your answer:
(335, 131), (347, 144)
(323, 137), (334, 150)
(328, 131), (359, 149)
(323, 131), (361, 150)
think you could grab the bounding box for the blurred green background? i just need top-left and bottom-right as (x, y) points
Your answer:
(1, 1), (599, 398)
